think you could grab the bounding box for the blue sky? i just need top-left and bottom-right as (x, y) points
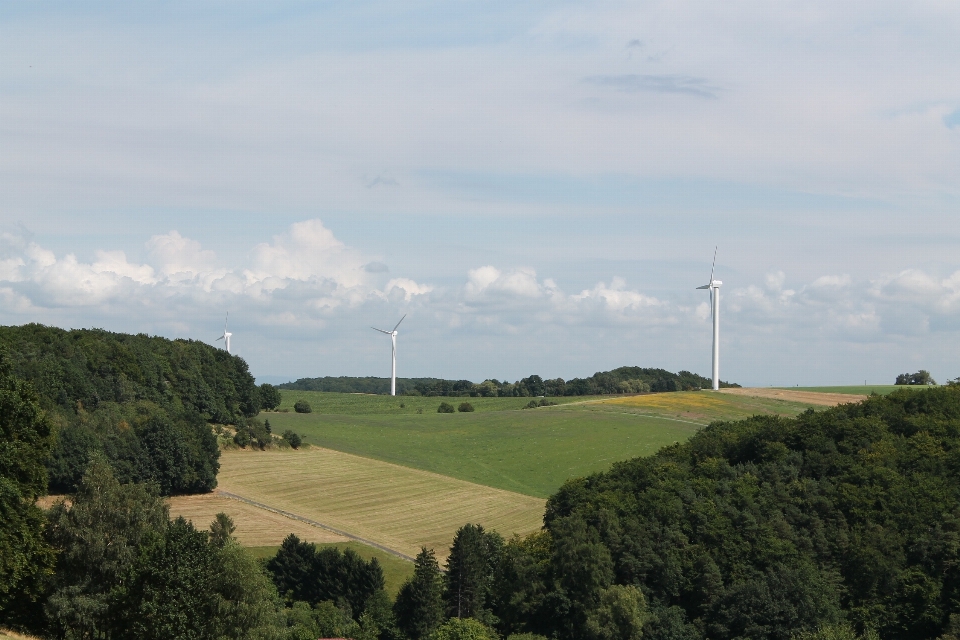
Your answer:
(2, 1), (960, 386)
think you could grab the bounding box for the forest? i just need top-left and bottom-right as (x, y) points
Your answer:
(0, 324), (280, 495)
(281, 367), (739, 398)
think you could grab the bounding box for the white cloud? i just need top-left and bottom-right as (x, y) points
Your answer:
(146, 231), (216, 280)
(385, 278), (434, 301)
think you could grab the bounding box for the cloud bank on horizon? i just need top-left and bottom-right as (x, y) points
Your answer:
(1, 1), (959, 385)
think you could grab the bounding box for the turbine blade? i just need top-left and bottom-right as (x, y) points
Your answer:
(371, 327), (392, 335)
(696, 284), (710, 290)
(216, 335), (224, 341)
(392, 314), (406, 332)
(709, 246), (717, 283)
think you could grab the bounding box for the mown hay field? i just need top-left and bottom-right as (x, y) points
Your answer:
(265, 409), (698, 497)
(167, 493), (349, 547)
(216, 449), (545, 561)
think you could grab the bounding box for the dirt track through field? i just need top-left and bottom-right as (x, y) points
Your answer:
(167, 493), (349, 548)
(215, 448), (546, 560)
(717, 387), (867, 406)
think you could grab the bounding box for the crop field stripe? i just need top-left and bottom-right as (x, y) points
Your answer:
(217, 449), (545, 559)
(218, 491), (416, 562)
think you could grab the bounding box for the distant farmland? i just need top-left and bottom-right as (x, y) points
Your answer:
(265, 390), (823, 497)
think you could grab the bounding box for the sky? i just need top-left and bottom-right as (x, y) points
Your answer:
(1, 1), (959, 387)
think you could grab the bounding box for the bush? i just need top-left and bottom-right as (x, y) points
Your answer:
(457, 402), (475, 412)
(282, 430), (302, 449)
(294, 400), (312, 413)
(233, 428), (251, 448)
(437, 402), (455, 413)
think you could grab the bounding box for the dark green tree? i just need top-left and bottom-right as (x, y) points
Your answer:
(45, 453), (169, 638)
(438, 402), (455, 413)
(283, 430), (303, 449)
(394, 547), (445, 639)
(259, 383), (282, 410)
(458, 402), (475, 413)
(444, 524), (502, 621)
(0, 351), (55, 622)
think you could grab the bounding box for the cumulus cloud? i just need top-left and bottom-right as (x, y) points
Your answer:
(147, 231), (216, 280)
(385, 278), (433, 301)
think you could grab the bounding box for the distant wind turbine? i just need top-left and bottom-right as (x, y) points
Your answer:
(371, 315), (406, 396)
(696, 249), (722, 391)
(216, 313), (233, 354)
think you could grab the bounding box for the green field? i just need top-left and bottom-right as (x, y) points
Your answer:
(778, 385), (926, 395)
(247, 542), (414, 595)
(265, 391), (823, 498)
(274, 390), (590, 415)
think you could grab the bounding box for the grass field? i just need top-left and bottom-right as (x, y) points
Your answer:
(264, 390), (822, 497)
(216, 449), (545, 561)
(247, 542), (414, 595)
(274, 390), (590, 415)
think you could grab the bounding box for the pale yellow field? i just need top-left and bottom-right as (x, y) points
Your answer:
(217, 449), (546, 560)
(167, 493), (349, 547)
(592, 389), (816, 422)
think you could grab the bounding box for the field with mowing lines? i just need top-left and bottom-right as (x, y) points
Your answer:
(266, 409), (697, 497)
(216, 449), (545, 561)
(167, 493), (349, 547)
(265, 390), (828, 497)
(247, 543), (414, 595)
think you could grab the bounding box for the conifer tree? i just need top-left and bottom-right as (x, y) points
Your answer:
(394, 547), (445, 639)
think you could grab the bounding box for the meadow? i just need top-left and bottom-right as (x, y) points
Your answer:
(265, 390), (822, 497)
(215, 448), (545, 561)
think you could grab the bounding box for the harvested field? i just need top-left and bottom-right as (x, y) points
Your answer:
(217, 449), (545, 560)
(718, 387), (867, 406)
(167, 493), (349, 547)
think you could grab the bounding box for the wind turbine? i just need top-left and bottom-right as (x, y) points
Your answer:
(372, 315), (405, 396)
(696, 249), (722, 391)
(216, 313), (233, 354)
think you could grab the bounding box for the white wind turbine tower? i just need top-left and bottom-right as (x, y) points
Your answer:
(371, 315), (406, 396)
(696, 249), (722, 391)
(216, 313), (233, 354)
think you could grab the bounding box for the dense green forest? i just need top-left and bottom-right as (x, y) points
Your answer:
(0, 324), (278, 495)
(280, 367), (739, 397)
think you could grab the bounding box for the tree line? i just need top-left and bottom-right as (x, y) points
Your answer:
(280, 367), (740, 398)
(0, 324), (282, 496)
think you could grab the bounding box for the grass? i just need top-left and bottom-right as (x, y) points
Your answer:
(247, 542), (414, 596)
(272, 390), (590, 415)
(217, 449), (545, 561)
(264, 391), (821, 498)
(777, 385), (927, 396)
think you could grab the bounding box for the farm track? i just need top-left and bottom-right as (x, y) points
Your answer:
(216, 491), (416, 562)
(216, 448), (546, 560)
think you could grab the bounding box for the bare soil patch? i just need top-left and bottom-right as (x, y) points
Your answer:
(717, 387), (867, 406)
